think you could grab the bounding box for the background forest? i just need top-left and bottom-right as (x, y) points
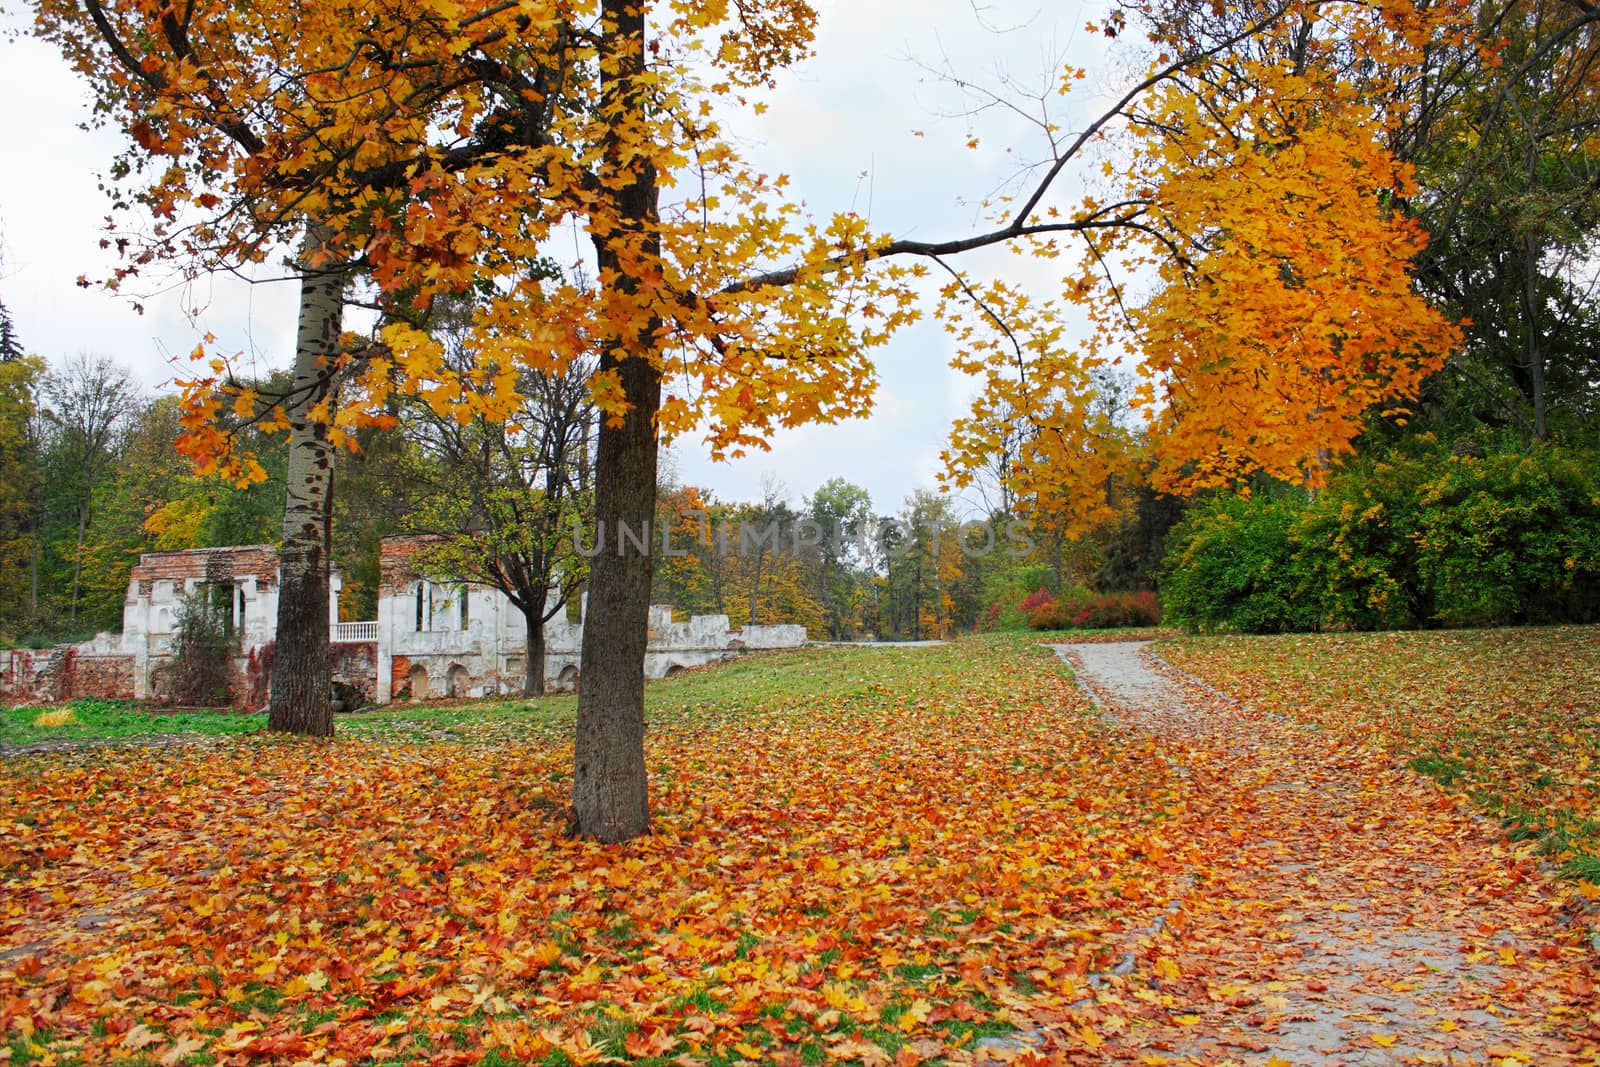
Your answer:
(0, 294), (1594, 649)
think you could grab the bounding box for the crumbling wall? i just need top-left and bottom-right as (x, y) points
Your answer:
(330, 641), (378, 707)
(0, 645), (136, 705)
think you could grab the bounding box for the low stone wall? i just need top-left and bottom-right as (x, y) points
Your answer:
(65, 654), (136, 702)
(739, 624), (808, 649)
(0, 646), (137, 706)
(0, 648), (46, 704)
(330, 641), (378, 707)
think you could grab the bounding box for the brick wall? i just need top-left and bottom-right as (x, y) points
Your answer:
(0, 647), (136, 705)
(66, 654), (135, 701)
(379, 536), (441, 596)
(128, 545), (279, 590)
(390, 654), (414, 701)
(144, 651), (262, 709)
(330, 641), (378, 705)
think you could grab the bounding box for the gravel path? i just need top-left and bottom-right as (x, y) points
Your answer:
(1051, 640), (1596, 1065)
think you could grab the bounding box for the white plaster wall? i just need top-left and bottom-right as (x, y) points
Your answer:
(108, 553), (817, 708)
(739, 624), (809, 649)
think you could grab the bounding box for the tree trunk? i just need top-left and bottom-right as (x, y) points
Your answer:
(525, 610), (547, 697)
(573, 349), (659, 840)
(572, 0), (660, 843)
(70, 497), (88, 625)
(749, 550), (764, 626)
(268, 224), (345, 736)
(1522, 232), (1548, 442)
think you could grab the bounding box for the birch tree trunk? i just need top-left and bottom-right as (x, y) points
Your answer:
(268, 224), (346, 736)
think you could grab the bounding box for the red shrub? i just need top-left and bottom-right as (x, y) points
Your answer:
(1026, 604), (1073, 631)
(1072, 591), (1162, 629)
(1017, 586), (1055, 615)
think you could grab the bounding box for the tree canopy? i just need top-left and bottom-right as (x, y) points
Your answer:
(32, 0), (1545, 839)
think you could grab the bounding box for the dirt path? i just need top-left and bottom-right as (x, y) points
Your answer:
(0, 732), (228, 759)
(1053, 640), (1599, 1066)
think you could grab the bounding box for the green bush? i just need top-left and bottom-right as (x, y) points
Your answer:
(1161, 441), (1600, 633)
(1292, 455), (1433, 630)
(1161, 493), (1320, 634)
(1411, 448), (1600, 626)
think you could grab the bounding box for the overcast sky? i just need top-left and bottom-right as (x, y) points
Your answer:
(0, 0), (1123, 518)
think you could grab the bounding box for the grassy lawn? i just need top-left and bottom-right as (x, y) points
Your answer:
(0, 635), (1200, 1065)
(3, 644), (1003, 750)
(1158, 625), (1600, 881)
(0, 700), (266, 749)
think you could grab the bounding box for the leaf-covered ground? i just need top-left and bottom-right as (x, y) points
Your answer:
(3, 633), (1598, 1065)
(1062, 639), (1598, 1064)
(2, 639), (1204, 1065)
(1158, 627), (1600, 881)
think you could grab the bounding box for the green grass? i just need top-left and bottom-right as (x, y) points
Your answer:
(333, 642), (1001, 746)
(0, 643), (985, 750)
(0, 698), (265, 748)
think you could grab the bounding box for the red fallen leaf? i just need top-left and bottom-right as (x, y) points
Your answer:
(624, 1029), (680, 1057)
(253, 1032), (312, 1056)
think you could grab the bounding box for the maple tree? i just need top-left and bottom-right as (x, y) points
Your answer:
(943, 1), (1473, 504)
(33, 0), (1484, 838)
(1129, 2), (1467, 491)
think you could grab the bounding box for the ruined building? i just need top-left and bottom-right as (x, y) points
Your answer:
(0, 538), (805, 709)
